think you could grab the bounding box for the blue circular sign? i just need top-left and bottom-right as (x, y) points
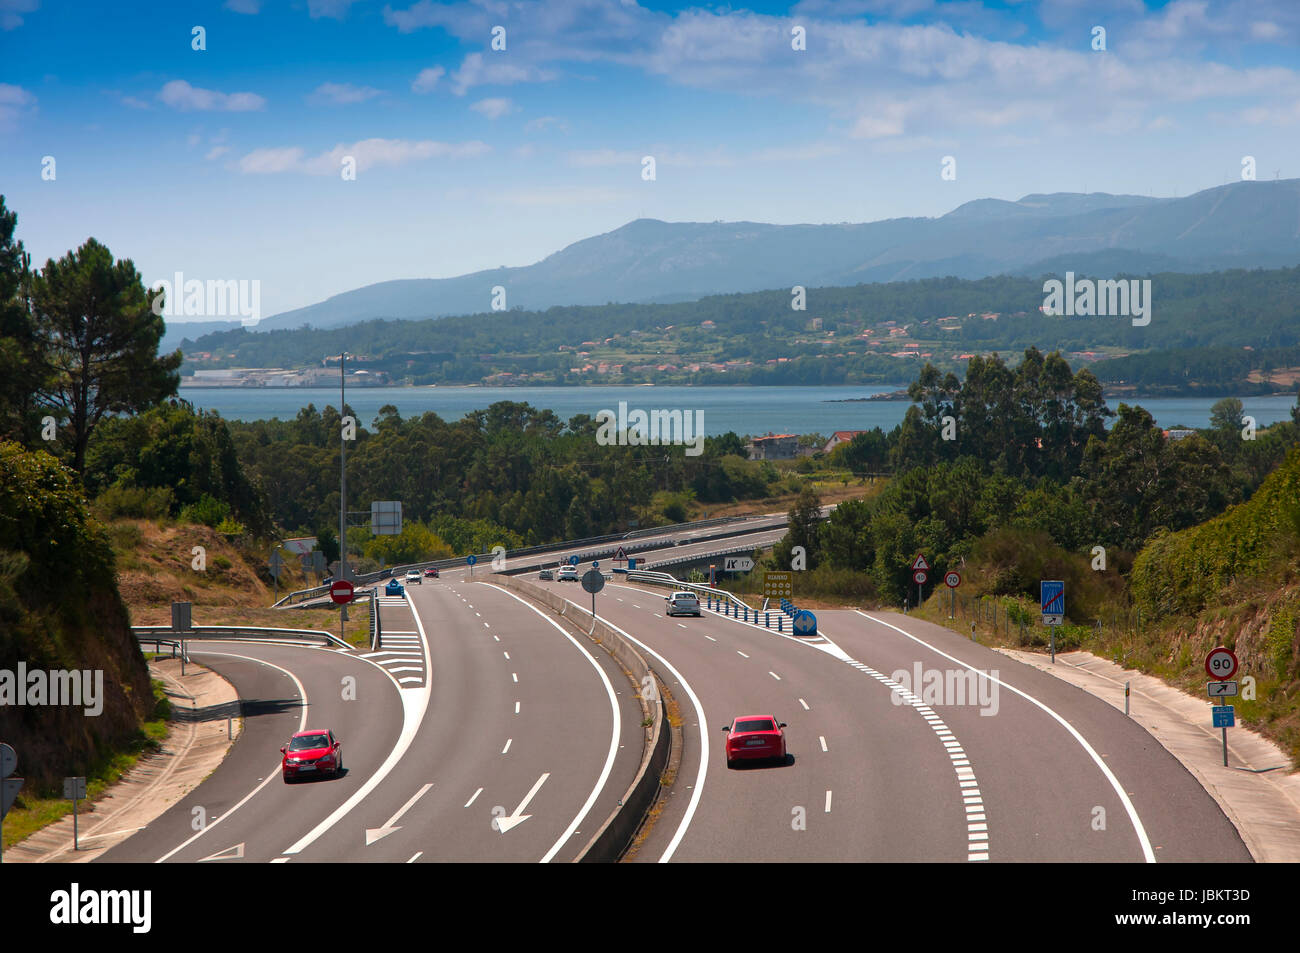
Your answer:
(466, 554), (477, 565)
(792, 609), (818, 636)
(568, 555), (579, 566)
(592, 561), (599, 569)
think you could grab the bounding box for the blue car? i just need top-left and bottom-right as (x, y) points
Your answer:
(385, 578), (405, 596)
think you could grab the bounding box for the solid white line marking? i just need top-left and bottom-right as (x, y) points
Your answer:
(155, 651), (310, 863)
(819, 736), (828, 752)
(465, 788), (483, 807)
(502, 738), (512, 754)
(799, 698), (810, 710)
(855, 609), (1154, 863)
(824, 791), (832, 813)
(478, 583), (622, 863)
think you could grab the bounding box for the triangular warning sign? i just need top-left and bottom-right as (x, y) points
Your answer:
(614, 546), (627, 561)
(911, 553), (930, 571)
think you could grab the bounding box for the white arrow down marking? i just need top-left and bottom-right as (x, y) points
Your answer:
(495, 773), (549, 834)
(366, 783), (433, 846)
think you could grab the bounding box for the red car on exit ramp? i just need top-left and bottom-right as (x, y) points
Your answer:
(722, 715), (788, 767)
(281, 729), (343, 781)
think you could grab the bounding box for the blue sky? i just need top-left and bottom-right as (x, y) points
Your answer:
(3, 0), (1299, 318)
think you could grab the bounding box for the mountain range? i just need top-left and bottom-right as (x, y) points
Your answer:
(167, 178), (1300, 351)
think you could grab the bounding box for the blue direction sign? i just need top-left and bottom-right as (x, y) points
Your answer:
(1040, 580), (1065, 625)
(568, 555), (580, 566)
(466, 554), (477, 566)
(792, 609), (818, 636)
(1212, 705), (1235, 728)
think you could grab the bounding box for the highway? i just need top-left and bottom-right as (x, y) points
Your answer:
(529, 576), (1253, 863)
(101, 575), (643, 863)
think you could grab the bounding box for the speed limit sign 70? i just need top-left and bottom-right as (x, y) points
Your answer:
(1205, 646), (1238, 681)
(944, 571), (961, 588)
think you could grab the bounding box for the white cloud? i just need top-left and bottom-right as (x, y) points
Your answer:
(0, 82), (35, 123)
(0, 0), (39, 30)
(308, 0), (358, 18)
(524, 115), (568, 132)
(205, 145), (231, 159)
(470, 97), (515, 119)
(411, 66), (445, 93)
(310, 82), (383, 104)
(237, 138), (491, 174)
(450, 53), (556, 95)
(159, 80), (265, 112)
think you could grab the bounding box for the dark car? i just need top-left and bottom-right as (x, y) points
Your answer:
(281, 729), (343, 781)
(385, 578), (405, 596)
(722, 715), (788, 768)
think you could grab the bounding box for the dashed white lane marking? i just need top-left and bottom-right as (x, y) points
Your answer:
(769, 671), (781, 681)
(824, 791), (832, 813)
(493, 635), (500, 641)
(503, 651), (510, 660)
(736, 651), (749, 658)
(799, 698), (810, 710)
(465, 788), (483, 807)
(820, 736), (828, 752)
(677, 623), (687, 629)
(704, 635), (717, 642)
(484, 622), (491, 629)
(841, 654), (990, 862)
(271, 857), (290, 863)
(502, 739), (512, 754)
(407, 852), (423, 863)
(515, 701), (520, 714)
(511, 672), (518, 682)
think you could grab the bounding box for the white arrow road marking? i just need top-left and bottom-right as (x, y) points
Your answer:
(495, 773), (549, 833)
(366, 782), (433, 846)
(198, 842), (244, 862)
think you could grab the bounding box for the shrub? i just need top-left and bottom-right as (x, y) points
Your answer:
(95, 485), (175, 520)
(179, 493), (231, 528)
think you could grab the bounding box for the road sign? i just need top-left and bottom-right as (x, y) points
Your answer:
(63, 776), (86, 800)
(724, 557), (755, 572)
(0, 742), (15, 778)
(913, 569), (928, 585)
(465, 554), (477, 566)
(1205, 646), (1238, 681)
(268, 551), (284, 579)
(311, 550), (327, 575)
(581, 569), (606, 594)
(371, 501), (402, 536)
(1212, 705), (1235, 728)
(568, 555), (580, 566)
(1040, 580), (1064, 625)
(283, 537), (317, 556)
(171, 601), (192, 632)
(1, 777), (22, 819)
(944, 571), (961, 588)
(911, 553), (930, 571)
(792, 610), (818, 636)
(329, 579), (355, 605)
(764, 572), (793, 600)
(614, 546), (627, 562)
(1208, 681), (1238, 698)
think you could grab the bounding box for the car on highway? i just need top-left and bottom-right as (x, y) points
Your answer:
(665, 591), (701, 616)
(424, 567), (439, 578)
(405, 569), (422, 585)
(557, 565), (579, 582)
(281, 729), (343, 781)
(722, 715), (788, 768)
(385, 578), (405, 596)
(538, 568), (554, 581)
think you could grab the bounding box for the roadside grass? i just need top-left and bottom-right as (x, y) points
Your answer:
(2, 680), (171, 851)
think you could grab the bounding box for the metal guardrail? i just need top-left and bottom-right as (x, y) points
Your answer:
(619, 513), (753, 540)
(642, 540), (770, 570)
(133, 625), (351, 649)
(624, 570), (750, 611)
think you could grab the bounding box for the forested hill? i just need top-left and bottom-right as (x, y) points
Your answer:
(181, 265), (1300, 388)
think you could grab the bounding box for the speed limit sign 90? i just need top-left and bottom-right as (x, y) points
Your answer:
(1205, 646), (1238, 681)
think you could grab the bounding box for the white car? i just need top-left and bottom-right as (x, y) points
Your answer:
(557, 565), (579, 582)
(405, 569), (422, 585)
(665, 591), (701, 617)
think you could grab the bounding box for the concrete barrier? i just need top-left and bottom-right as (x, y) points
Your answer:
(496, 576), (672, 861)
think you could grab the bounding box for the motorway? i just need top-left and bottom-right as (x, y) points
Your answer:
(99, 512), (1252, 863)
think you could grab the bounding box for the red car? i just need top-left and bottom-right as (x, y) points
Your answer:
(722, 715), (788, 768)
(424, 567), (439, 578)
(281, 729), (343, 781)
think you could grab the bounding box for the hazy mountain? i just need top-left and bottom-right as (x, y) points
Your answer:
(247, 179), (1300, 335)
